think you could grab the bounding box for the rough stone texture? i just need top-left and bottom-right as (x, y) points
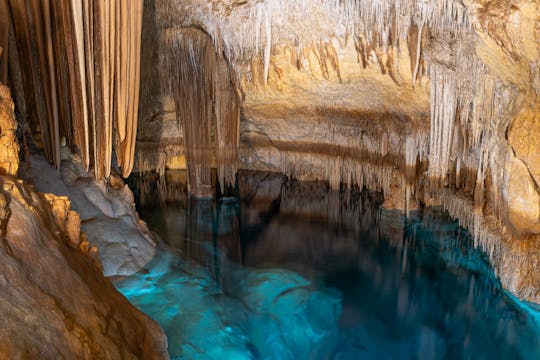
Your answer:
(0, 80), (168, 358)
(0, 175), (168, 359)
(506, 154), (540, 235)
(0, 84), (19, 176)
(508, 103), (540, 189)
(22, 150), (157, 277)
(441, 189), (540, 303)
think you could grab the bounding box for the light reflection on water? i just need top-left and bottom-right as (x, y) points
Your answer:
(116, 170), (540, 360)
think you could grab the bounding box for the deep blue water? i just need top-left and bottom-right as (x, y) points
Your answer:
(116, 171), (540, 359)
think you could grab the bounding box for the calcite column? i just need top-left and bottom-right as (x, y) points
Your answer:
(164, 28), (240, 197)
(167, 29), (214, 197)
(5, 0), (143, 179)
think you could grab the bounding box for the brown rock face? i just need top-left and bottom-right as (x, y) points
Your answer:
(506, 155), (540, 235)
(0, 175), (168, 359)
(0, 84), (19, 176)
(0, 88), (168, 356)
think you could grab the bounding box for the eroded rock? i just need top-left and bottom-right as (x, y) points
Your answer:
(22, 151), (156, 277)
(0, 84), (19, 176)
(0, 175), (168, 359)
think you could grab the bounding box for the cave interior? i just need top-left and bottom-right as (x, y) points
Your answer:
(0, 0), (539, 358)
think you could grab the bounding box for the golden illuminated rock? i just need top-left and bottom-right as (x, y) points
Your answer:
(0, 84), (19, 176)
(0, 175), (168, 358)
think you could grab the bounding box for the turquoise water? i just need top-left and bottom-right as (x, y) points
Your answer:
(116, 171), (540, 359)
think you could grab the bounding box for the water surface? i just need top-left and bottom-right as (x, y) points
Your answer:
(116, 171), (540, 359)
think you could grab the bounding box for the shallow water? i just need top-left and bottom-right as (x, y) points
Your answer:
(116, 171), (540, 360)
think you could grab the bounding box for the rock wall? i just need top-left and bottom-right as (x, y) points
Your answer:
(0, 175), (168, 359)
(0, 85), (168, 359)
(0, 82), (168, 358)
(0, 84), (18, 176)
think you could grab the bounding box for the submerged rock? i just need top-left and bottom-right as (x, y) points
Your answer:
(116, 246), (342, 360)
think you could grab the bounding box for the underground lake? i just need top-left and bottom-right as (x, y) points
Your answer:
(114, 171), (540, 360)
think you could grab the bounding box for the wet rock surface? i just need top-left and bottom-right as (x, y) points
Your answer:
(0, 85), (19, 176)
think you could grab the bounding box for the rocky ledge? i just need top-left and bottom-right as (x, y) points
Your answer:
(0, 84), (168, 358)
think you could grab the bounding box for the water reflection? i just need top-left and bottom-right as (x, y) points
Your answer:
(120, 170), (540, 360)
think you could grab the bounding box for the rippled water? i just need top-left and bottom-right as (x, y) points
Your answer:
(115, 171), (540, 360)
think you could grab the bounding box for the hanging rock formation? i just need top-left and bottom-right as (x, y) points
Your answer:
(160, 27), (240, 196)
(2, 0), (143, 178)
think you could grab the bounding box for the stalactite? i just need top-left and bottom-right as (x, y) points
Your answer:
(68, 0), (90, 170)
(53, 0), (84, 169)
(114, 0), (143, 178)
(164, 29), (215, 197)
(428, 64), (457, 188)
(83, 0), (96, 172)
(404, 135), (424, 215)
(92, 0), (112, 178)
(6, 0), (144, 179)
(8, 0), (54, 163)
(214, 54), (240, 193)
(6, 14), (27, 131)
(135, 141), (183, 175)
(158, 0), (472, 80)
(263, 3), (272, 86)
(440, 189), (503, 274)
(411, 3), (426, 88)
(41, 0), (61, 169)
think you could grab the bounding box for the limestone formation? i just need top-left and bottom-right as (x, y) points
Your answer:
(3, 0), (143, 178)
(23, 150), (157, 277)
(0, 68), (168, 358)
(0, 175), (168, 359)
(0, 84), (18, 175)
(1, 0), (539, 313)
(135, 0), (540, 302)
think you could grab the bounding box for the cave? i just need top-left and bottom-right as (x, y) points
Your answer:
(0, 0), (539, 358)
